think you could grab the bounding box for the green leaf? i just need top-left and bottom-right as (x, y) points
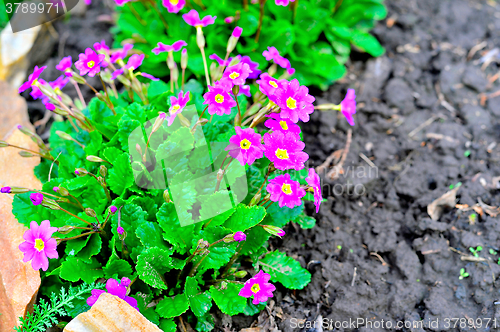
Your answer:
(108, 151), (135, 196)
(224, 204), (266, 232)
(190, 226), (236, 276)
(156, 294), (189, 318)
(136, 221), (170, 251)
(210, 283), (246, 316)
(195, 313), (215, 332)
(267, 202), (303, 228)
(103, 259), (133, 279)
(350, 29), (385, 57)
(199, 191), (236, 227)
(294, 214), (316, 229)
(157, 203), (200, 254)
(133, 293), (160, 325)
(259, 251), (311, 289)
(110, 203), (148, 260)
(159, 318), (177, 332)
(77, 233), (102, 262)
(59, 257), (104, 283)
(136, 247), (173, 290)
(185, 277), (212, 317)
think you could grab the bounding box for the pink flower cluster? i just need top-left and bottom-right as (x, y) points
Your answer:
(87, 277), (138, 310)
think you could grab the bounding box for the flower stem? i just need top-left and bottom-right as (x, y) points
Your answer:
(221, 241), (244, 277)
(234, 93), (242, 126)
(72, 80), (87, 109)
(255, 0), (267, 43)
(58, 231), (97, 242)
(127, 2), (147, 26)
(215, 158), (233, 192)
(99, 74), (117, 115)
(200, 46), (211, 87)
(58, 207), (93, 226)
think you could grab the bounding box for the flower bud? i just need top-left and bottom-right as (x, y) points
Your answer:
(96, 93), (107, 103)
(261, 225), (286, 237)
(232, 85), (240, 96)
(223, 234), (235, 243)
(17, 125), (34, 137)
(196, 26), (206, 49)
(116, 75), (131, 86)
(58, 225), (75, 234)
(2, 186), (29, 194)
(19, 151), (35, 157)
(135, 144), (143, 156)
(71, 72), (87, 84)
(163, 190), (171, 203)
(85, 208), (97, 217)
(109, 205), (118, 214)
(58, 187), (70, 196)
(86, 155), (105, 163)
(167, 52), (175, 70)
(217, 168), (224, 181)
(0, 141), (8, 147)
(227, 27), (242, 54)
(249, 192), (261, 206)
(75, 168), (88, 176)
(152, 113), (166, 134)
(99, 165), (108, 177)
(177, 113), (191, 127)
(56, 130), (74, 141)
(42, 199), (61, 210)
(234, 270), (248, 278)
(181, 49), (188, 70)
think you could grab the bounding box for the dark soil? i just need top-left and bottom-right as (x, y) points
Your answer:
(264, 0), (500, 331)
(25, 0), (500, 331)
(21, 1), (113, 136)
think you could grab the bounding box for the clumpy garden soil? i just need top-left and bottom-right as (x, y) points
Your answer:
(26, 0), (500, 331)
(257, 0), (500, 331)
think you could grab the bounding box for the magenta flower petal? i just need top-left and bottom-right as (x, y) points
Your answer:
(232, 26), (243, 38)
(275, 0), (295, 5)
(74, 48), (105, 77)
(267, 173), (305, 208)
(106, 278), (127, 299)
(19, 66), (47, 93)
(162, 0), (185, 13)
(225, 127), (264, 166)
(19, 220), (59, 271)
(30, 193), (44, 205)
(183, 9), (216, 27)
(264, 113), (301, 137)
(234, 231), (246, 242)
(87, 289), (105, 306)
(239, 271), (276, 305)
(124, 296), (139, 310)
(256, 73), (285, 102)
(125, 54), (145, 70)
(168, 91), (190, 126)
(140, 72), (160, 81)
(110, 44), (134, 63)
(340, 89), (357, 126)
(56, 56), (72, 72)
(240, 56), (261, 79)
(274, 79), (315, 123)
(263, 131), (308, 170)
(1, 186), (11, 193)
(203, 81), (236, 116)
(306, 168), (322, 213)
(221, 62), (251, 87)
(94, 40), (110, 52)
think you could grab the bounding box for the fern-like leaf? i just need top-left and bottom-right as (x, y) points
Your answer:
(14, 282), (105, 332)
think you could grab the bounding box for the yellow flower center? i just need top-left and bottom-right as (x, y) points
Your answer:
(282, 183), (292, 195)
(170, 0), (179, 4)
(54, 87), (61, 94)
(229, 72), (240, 80)
(286, 97), (297, 109)
(275, 148), (289, 160)
(279, 120), (288, 130)
(172, 105), (180, 111)
(34, 238), (45, 252)
(215, 94), (224, 104)
(269, 80), (278, 88)
(251, 284), (260, 293)
(240, 139), (251, 150)
(87, 61), (95, 68)
(32, 79), (38, 86)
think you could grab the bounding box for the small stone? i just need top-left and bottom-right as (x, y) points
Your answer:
(64, 293), (162, 332)
(462, 65), (488, 92)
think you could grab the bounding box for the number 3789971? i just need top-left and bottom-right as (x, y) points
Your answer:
(5, 2), (62, 14)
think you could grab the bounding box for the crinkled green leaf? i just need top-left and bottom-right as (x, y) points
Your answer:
(157, 202), (200, 254)
(136, 247), (172, 290)
(156, 294), (189, 318)
(210, 283), (246, 316)
(223, 204), (266, 232)
(59, 257), (104, 283)
(259, 251), (311, 289)
(185, 277), (212, 317)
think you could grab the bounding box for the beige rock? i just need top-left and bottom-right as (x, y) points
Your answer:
(64, 293), (162, 332)
(0, 81), (33, 139)
(0, 128), (42, 331)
